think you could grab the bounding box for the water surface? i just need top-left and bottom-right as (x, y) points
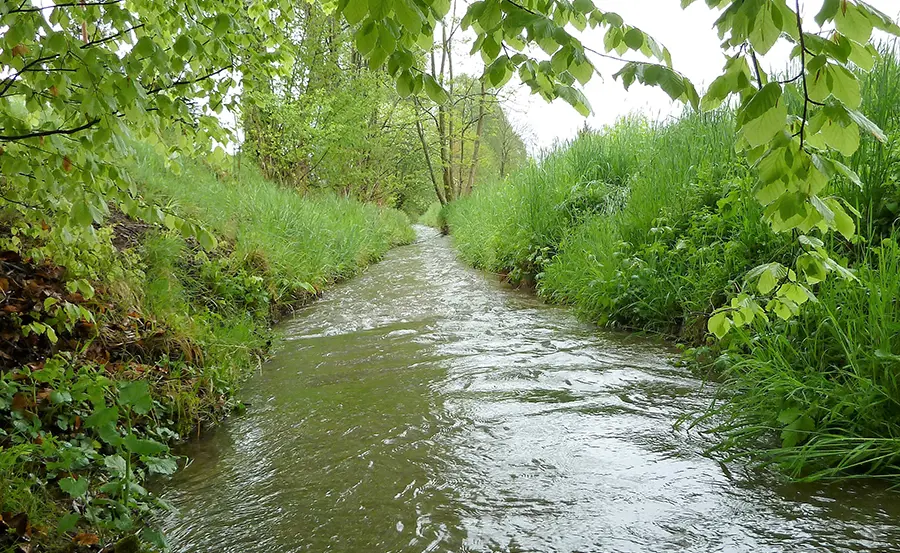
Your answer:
(159, 226), (900, 552)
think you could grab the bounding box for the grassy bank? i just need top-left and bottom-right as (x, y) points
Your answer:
(0, 149), (413, 551)
(446, 48), (900, 481)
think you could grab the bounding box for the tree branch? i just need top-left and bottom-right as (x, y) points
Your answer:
(0, 118), (100, 141)
(794, 0), (809, 148)
(0, 55), (60, 98)
(7, 0), (121, 12)
(81, 24), (144, 49)
(146, 65), (233, 94)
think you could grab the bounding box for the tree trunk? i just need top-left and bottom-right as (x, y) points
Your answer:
(466, 82), (487, 194)
(416, 118), (446, 205)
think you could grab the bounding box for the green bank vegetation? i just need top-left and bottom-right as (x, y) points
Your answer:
(0, 147), (412, 549)
(3, 0), (900, 548)
(446, 45), (900, 481)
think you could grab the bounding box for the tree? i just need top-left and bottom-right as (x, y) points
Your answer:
(0, 0), (296, 260)
(331, 0), (899, 331)
(485, 103), (528, 178)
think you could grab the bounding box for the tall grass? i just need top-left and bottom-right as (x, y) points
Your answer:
(132, 150), (414, 304)
(446, 47), (900, 480)
(121, 149), (414, 423)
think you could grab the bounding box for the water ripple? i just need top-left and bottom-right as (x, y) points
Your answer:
(157, 226), (900, 553)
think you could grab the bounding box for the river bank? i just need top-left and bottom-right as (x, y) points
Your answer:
(157, 225), (900, 553)
(439, 48), (900, 481)
(0, 149), (413, 551)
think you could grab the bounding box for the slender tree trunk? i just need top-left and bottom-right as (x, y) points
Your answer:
(442, 23), (456, 201)
(416, 118), (446, 205)
(466, 82), (487, 194)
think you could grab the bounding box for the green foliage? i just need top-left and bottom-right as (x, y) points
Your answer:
(327, 0), (899, 332)
(0, 0), (295, 278)
(0, 147), (412, 550)
(446, 48), (900, 479)
(418, 202), (446, 230)
(709, 237), (900, 479)
(242, 4), (435, 212)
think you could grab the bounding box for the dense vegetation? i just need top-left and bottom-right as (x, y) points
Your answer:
(3, 0), (899, 549)
(0, 146), (413, 549)
(446, 46), (900, 481)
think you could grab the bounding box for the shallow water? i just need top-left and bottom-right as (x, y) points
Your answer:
(158, 226), (900, 553)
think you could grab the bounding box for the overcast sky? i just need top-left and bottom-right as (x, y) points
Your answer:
(487, 0), (900, 153)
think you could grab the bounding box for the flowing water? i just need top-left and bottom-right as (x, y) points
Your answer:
(158, 226), (900, 553)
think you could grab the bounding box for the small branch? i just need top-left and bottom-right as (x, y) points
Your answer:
(81, 24), (144, 49)
(0, 55), (60, 97)
(776, 72), (804, 85)
(0, 193), (40, 210)
(583, 45), (645, 66)
(0, 118), (100, 141)
(749, 49), (764, 89)
(794, 0), (809, 148)
(7, 0), (121, 12)
(146, 65), (232, 94)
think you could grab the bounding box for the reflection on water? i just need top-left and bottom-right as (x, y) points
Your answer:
(158, 226), (900, 553)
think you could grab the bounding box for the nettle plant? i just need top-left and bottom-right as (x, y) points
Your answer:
(329, 0), (898, 337)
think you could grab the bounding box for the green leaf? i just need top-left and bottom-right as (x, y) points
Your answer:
(708, 311), (731, 339)
(815, 0), (840, 26)
(830, 200), (856, 239)
(118, 380), (152, 415)
(197, 228), (217, 251)
(739, 83), (787, 148)
(835, 4), (873, 43)
(623, 29), (644, 50)
(757, 267), (778, 295)
(424, 75), (450, 104)
(59, 476), (89, 498)
(748, 3), (782, 55)
(84, 405), (119, 429)
(123, 434), (167, 456)
(396, 71), (413, 97)
(104, 454), (128, 477)
(145, 455), (178, 475)
(829, 65), (861, 108)
(57, 513), (80, 535)
(343, 0), (368, 25)
(73, 200), (93, 228)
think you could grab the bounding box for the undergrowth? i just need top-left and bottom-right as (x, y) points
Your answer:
(446, 46), (900, 481)
(0, 149), (412, 551)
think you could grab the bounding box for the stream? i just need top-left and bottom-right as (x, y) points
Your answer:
(157, 226), (900, 552)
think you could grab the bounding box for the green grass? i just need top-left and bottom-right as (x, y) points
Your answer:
(418, 201), (445, 229)
(446, 47), (900, 481)
(0, 147), (414, 550)
(124, 149), (415, 428)
(134, 150), (414, 304)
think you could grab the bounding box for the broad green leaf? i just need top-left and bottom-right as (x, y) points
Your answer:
(343, 0), (368, 25)
(835, 4), (874, 43)
(104, 454), (128, 477)
(57, 513), (80, 535)
(59, 476), (89, 498)
(708, 311), (731, 339)
(123, 434), (167, 456)
(757, 267), (778, 295)
(118, 380), (152, 415)
(424, 75), (450, 104)
(739, 83), (787, 148)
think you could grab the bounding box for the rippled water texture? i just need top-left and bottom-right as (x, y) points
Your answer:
(159, 226), (900, 553)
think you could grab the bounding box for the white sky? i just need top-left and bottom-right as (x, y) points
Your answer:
(483, 0), (900, 153)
